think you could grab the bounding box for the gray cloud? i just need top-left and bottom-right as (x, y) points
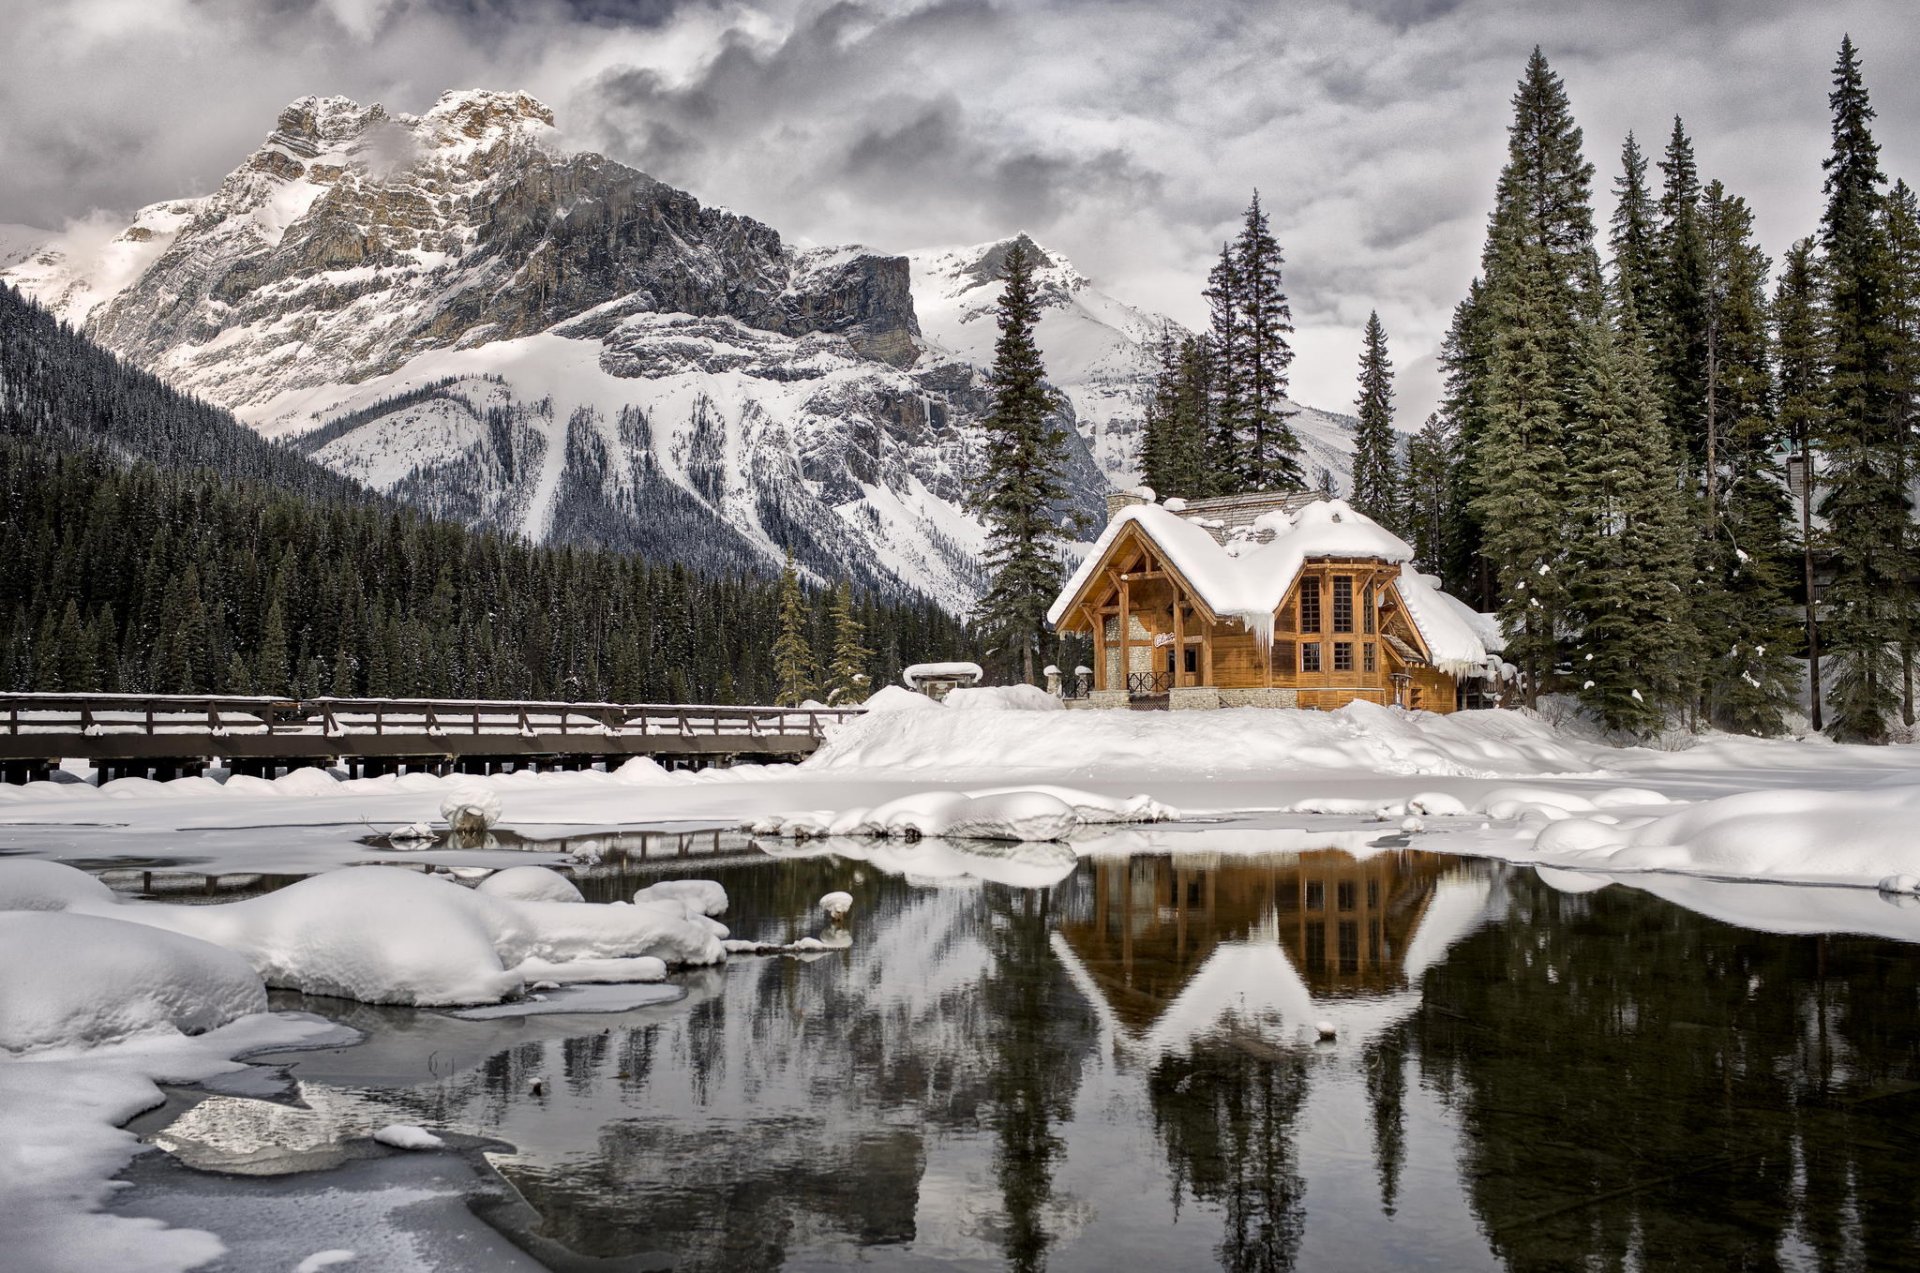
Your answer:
(2, 0), (1917, 424)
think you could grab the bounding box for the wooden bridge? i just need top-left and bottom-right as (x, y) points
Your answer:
(0, 693), (865, 783)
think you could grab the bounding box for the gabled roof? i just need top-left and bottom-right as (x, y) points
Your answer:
(1049, 496), (1505, 675)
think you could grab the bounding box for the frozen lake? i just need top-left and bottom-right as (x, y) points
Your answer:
(97, 836), (1920, 1271)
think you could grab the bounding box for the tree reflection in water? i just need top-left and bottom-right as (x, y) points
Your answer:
(229, 847), (1920, 1272)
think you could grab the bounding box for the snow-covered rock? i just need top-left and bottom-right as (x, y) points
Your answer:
(372, 1124), (445, 1151)
(632, 879), (729, 918)
(439, 785), (503, 833)
(0, 912), (266, 1054)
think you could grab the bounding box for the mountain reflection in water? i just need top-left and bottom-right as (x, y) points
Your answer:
(235, 846), (1920, 1272)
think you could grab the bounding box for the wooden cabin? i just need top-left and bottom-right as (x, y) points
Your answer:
(1047, 491), (1504, 712)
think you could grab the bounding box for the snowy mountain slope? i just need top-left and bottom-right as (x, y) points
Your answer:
(1, 91), (1351, 608)
(907, 236), (1358, 494)
(0, 224), (52, 270)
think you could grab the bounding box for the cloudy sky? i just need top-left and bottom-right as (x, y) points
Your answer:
(3, 0), (1917, 421)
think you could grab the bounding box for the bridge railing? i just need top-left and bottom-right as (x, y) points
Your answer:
(0, 693), (865, 741)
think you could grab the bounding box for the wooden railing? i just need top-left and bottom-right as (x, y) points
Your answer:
(0, 693), (864, 772)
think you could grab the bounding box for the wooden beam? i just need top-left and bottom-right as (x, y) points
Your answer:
(1119, 575), (1131, 693)
(1173, 602), (1186, 687)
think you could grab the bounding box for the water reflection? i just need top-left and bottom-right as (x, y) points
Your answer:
(181, 847), (1920, 1273)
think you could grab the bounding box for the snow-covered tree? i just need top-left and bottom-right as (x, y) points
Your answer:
(825, 580), (874, 705)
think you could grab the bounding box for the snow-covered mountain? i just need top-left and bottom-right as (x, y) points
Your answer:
(2, 90), (1354, 608)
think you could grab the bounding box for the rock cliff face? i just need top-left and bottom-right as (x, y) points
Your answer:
(3, 90), (1348, 609)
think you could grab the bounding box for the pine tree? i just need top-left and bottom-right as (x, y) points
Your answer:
(1655, 117), (1712, 476)
(1473, 238), (1569, 706)
(1695, 181), (1800, 734)
(825, 580), (874, 705)
(1405, 413), (1456, 576)
(972, 238), (1067, 685)
(1458, 47), (1602, 692)
(1349, 310), (1401, 530)
(1565, 286), (1696, 735)
(1230, 192), (1304, 490)
(1816, 35), (1904, 742)
(1202, 244), (1244, 491)
(1883, 179), (1920, 721)
(771, 549), (818, 706)
(1437, 281), (1493, 605)
(257, 593), (291, 695)
(1775, 239), (1827, 731)
(1609, 133), (1660, 332)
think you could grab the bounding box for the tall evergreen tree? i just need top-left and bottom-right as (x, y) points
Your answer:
(1774, 239), (1827, 731)
(825, 580), (874, 705)
(1349, 311), (1401, 530)
(1405, 413), (1456, 577)
(1883, 179), (1920, 721)
(1465, 48), (1602, 703)
(972, 238), (1067, 685)
(1565, 286), (1696, 735)
(770, 548), (818, 706)
(1230, 192), (1304, 490)
(1437, 280), (1493, 605)
(1203, 243), (1245, 491)
(1815, 35), (1903, 742)
(1695, 181), (1800, 733)
(1473, 238), (1571, 707)
(1609, 133), (1660, 331)
(1655, 117), (1713, 476)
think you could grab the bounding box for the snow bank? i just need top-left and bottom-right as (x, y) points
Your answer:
(1515, 784), (1920, 888)
(0, 913), (265, 1054)
(0, 861), (726, 1006)
(749, 786), (1174, 842)
(944, 684), (1062, 711)
(373, 1124), (445, 1150)
(475, 865), (583, 904)
(862, 684), (943, 713)
(808, 698), (1594, 778)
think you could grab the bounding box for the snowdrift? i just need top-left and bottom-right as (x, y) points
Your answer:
(808, 699), (1595, 778)
(0, 861), (726, 1007)
(1523, 784), (1920, 888)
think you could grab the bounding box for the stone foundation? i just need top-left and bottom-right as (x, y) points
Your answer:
(1217, 688), (1299, 709)
(1087, 690), (1132, 710)
(1168, 686), (1221, 711)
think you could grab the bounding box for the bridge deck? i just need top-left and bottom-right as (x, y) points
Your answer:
(0, 693), (863, 779)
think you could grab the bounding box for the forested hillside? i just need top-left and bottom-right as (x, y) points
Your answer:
(0, 285), (974, 701)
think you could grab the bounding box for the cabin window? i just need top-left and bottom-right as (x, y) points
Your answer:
(1184, 647), (1197, 675)
(1337, 880), (1356, 911)
(1299, 581), (1321, 633)
(1305, 922), (1327, 971)
(1333, 577), (1353, 632)
(1301, 642), (1322, 673)
(1305, 880), (1325, 911)
(1363, 584), (1375, 633)
(1367, 880), (1380, 908)
(1363, 642), (1377, 673)
(1339, 921), (1360, 973)
(1333, 641), (1354, 672)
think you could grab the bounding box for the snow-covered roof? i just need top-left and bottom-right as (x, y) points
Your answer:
(1049, 498), (1504, 674)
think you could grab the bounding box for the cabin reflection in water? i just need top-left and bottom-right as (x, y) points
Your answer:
(1058, 848), (1463, 1040)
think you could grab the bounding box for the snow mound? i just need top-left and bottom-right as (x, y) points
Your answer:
(373, 1123), (444, 1150)
(0, 912), (266, 1054)
(0, 857), (119, 911)
(806, 699), (1594, 778)
(1514, 785), (1920, 889)
(476, 866), (583, 904)
(861, 685), (943, 713)
(820, 890), (853, 918)
(0, 861), (725, 1006)
(944, 684), (1063, 711)
(749, 786), (1169, 843)
(632, 879), (729, 917)
(614, 755), (676, 784)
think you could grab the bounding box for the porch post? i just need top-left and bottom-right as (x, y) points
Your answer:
(1119, 576), (1131, 696)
